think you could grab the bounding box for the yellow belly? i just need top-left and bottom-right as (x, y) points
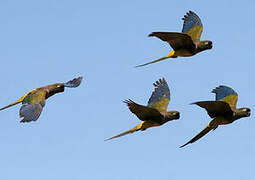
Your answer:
(138, 121), (161, 130)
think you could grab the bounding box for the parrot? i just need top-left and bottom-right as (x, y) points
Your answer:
(180, 85), (250, 148)
(136, 11), (212, 67)
(0, 77), (83, 123)
(105, 78), (180, 141)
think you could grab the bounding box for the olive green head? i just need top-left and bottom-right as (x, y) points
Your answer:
(165, 110), (180, 121)
(197, 40), (213, 52)
(235, 108), (251, 118)
(45, 83), (65, 98)
(50, 83), (65, 92)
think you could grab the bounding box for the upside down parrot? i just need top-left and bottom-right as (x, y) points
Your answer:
(136, 11), (212, 67)
(105, 78), (180, 141)
(0, 77), (83, 123)
(180, 85), (250, 148)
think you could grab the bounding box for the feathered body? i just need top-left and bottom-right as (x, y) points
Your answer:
(136, 11), (212, 67)
(0, 77), (83, 123)
(105, 78), (180, 141)
(180, 85), (250, 148)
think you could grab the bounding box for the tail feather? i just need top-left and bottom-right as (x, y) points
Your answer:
(135, 51), (176, 68)
(135, 57), (169, 68)
(104, 124), (142, 141)
(179, 125), (213, 148)
(0, 92), (31, 111)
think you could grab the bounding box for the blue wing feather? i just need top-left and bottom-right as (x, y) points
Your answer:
(182, 11), (202, 34)
(19, 101), (45, 122)
(212, 85), (238, 101)
(148, 78), (170, 110)
(64, 77), (83, 88)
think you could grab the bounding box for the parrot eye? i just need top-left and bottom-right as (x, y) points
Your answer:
(204, 41), (212, 46)
(171, 112), (179, 116)
(242, 108), (250, 112)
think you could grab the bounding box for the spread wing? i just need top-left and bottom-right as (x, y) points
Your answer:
(212, 85), (238, 109)
(64, 77), (83, 88)
(123, 99), (163, 123)
(192, 101), (233, 118)
(19, 101), (45, 123)
(148, 32), (195, 51)
(19, 90), (47, 122)
(147, 78), (170, 113)
(182, 11), (203, 42)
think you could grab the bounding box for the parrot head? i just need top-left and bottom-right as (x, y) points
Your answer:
(45, 83), (65, 98)
(165, 110), (180, 121)
(197, 40), (212, 52)
(235, 108), (251, 118)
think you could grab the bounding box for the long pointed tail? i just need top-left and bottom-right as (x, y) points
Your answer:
(0, 100), (22, 111)
(179, 125), (213, 148)
(0, 92), (31, 111)
(135, 56), (169, 68)
(104, 123), (142, 141)
(135, 51), (176, 68)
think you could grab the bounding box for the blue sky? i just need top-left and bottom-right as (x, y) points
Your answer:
(0, 0), (254, 179)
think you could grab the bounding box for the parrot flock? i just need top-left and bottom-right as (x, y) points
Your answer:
(0, 11), (250, 148)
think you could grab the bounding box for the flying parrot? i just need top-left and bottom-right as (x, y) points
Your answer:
(180, 85), (250, 148)
(105, 78), (180, 141)
(0, 77), (83, 123)
(136, 11), (212, 67)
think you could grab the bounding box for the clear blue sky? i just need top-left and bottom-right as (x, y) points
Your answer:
(0, 0), (254, 179)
